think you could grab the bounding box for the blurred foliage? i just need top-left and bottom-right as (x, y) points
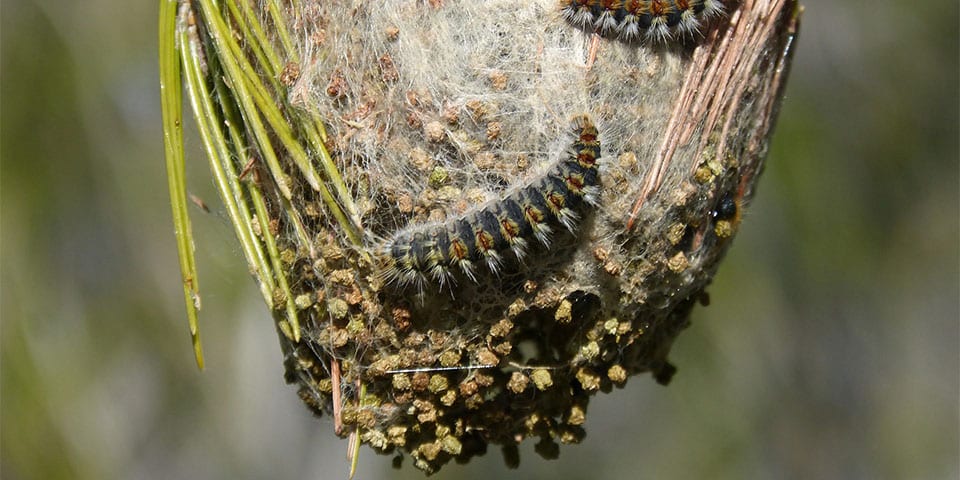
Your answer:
(1, 1), (957, 479)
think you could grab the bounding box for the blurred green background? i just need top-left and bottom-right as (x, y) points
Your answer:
(2, 1), (957, 479)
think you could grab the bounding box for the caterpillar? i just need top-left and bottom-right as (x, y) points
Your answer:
(710, 192), (742, 239)
(380, 116), (602, 292)
(559, 0), (726, 42)
(710, 193), (739, 223)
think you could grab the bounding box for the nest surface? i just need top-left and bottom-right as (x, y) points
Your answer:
(198, 0), (800, 473)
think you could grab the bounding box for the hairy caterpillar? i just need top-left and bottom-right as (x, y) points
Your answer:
(559, 0), (726, 41)
(710, 192), (743, 239)
(380, 116), (601, 292)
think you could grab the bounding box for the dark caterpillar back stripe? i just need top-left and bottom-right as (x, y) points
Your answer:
(380, 116), (602, 292)
(560, 0), (725, 42)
